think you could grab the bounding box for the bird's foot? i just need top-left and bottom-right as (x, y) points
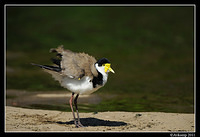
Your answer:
(74, 120), (84, 128)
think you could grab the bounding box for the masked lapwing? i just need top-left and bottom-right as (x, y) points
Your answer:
(31, 45), (115, 127)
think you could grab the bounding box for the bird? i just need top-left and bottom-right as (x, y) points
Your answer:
(31, 45), (115, 128)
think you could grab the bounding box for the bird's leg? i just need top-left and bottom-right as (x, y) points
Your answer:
(74, 94), (84, 127)
(69, 92), (79, 127)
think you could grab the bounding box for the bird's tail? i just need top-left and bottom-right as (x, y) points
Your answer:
(31, 63), (62, 83)
(31, 63), (61, 72)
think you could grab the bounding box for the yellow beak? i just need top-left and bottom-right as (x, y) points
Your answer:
(108, 67), (115, 73)
(104, 63), (115, 73)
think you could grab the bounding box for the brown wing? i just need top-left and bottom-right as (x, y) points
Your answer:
(50, 45), (98, 79)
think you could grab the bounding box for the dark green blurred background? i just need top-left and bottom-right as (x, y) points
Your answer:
(6, 6), (194, 113)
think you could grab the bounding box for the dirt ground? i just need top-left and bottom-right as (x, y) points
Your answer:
(5, 106), (195, 132)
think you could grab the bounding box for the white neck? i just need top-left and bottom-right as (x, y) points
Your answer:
(95, 63), (108, 85)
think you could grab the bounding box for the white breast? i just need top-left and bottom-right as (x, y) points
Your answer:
(60, 76), (103, 95)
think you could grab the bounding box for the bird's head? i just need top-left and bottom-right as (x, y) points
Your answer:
(95, 58), (115, 74)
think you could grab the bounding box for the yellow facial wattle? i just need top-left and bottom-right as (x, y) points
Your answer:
(103, 63), (115, 73)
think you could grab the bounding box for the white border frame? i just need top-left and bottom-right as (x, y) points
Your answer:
(4, 4), (196, 133)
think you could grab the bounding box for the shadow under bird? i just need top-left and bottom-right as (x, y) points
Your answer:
(31, 45), (115, 128)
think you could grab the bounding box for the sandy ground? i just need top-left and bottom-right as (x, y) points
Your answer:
(5, 106), (195, 132)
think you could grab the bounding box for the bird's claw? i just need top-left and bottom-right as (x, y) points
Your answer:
(74, 121), (84, 128)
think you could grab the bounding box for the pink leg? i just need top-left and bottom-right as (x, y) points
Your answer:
(74, 94), (84, 127)
(69, 92), (78, 127)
